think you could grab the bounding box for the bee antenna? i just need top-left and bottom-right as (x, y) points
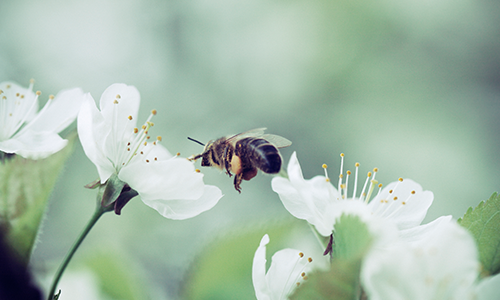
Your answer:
(187, 137), (205, 146)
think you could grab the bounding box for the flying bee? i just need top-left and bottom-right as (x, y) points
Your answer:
(188, 128), (292, 193)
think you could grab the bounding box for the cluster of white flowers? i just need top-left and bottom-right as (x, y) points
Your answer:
(251, 151), (499, 300)
(1, 80), (222, 219)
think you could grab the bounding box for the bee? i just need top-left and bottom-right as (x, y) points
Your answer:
(188, 128), (292, 193)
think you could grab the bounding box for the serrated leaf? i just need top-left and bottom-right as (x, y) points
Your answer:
(0, 132), (77, 264)
(291, 214), (372, 300)
(458, 192), (500, 276)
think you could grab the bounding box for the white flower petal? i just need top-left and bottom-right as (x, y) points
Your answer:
(0, 129), (67, 159)
(141, 185), (222, 220)
(22, 88), (84, 134)
(399, 215), (452, 245)
(253, 234), (272, 300)
(99, 83), (140, 125)
(0, 81), (38, 140)
(77, 93), (115, 182)
(476, 273), (500, 300)
(266, 248), (310, 299)
(362, 221), (479, 300)
(368, 179), (433, 230)
(120, 157), (205, 201)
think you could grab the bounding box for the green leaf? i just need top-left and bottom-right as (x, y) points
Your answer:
(291, 214), (372, 300)
(458, 192), (500, 276)
(333, 214), (372, 260)
(0, 132), (77, 264)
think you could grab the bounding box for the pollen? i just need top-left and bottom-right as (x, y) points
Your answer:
(340, 153), (344, 157)
(399, 177), (403, 182)
(176, 152), (181, 156)
(128, 115), (133, 120)
(378, 183), (383, 188)
(308, 257), (313, 263)
(195, 169), (201, 173)
(322, 164), (327, 169)
(347, 170), (351, 175)
(411, 190), (416, 194)
(373, 168), (378, 172)
(389, 189), (393, 194)
(367, 171), (372, 177)
(402, 201), (406, 205)
(393, 196), (398, 200)
(299, 252), (304, 258)
(151, 109), (157, 115)
(134, 128), (138, 133)
(355, 162), (360, 167)
(146, 159), (150, 163)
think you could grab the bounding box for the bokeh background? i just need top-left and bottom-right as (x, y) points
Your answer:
(1, 0), (500, 299)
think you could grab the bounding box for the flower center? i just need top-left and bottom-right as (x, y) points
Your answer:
(110, 96), (162, 173)
(322, 153), (417, 214)
(0, 79), (42, 141)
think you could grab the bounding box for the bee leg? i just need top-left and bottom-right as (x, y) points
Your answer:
(223, 145), (233, 177)
(233, 173), (243, 193)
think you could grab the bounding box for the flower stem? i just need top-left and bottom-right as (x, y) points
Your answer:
(46, 204), (107, 300)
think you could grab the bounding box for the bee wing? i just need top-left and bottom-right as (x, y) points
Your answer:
(262, 134), (292, 148)
(227, 128), (267, 142)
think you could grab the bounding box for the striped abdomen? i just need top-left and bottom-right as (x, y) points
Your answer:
(235, 137), (282, 174)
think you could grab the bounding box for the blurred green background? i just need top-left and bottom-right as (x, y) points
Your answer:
(1, 0), (500, 299)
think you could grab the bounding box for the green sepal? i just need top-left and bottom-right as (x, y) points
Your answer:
(458, 192), (500, 276)
(0, 131), (77, 265)
(100, 173), (126, 207)
(291, 214), (372, 300)
(333, 214), (372, 260)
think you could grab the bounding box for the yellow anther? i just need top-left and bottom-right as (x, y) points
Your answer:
(116, 94), (121, 99)
(411, 190), (416, 194)
(134, 128), (138, 133)
(142, 125), (146, 130)
(389, 189), (393, 194)
(128, 115), (133, 120)
(151, 109), (157, 115)
(36, 91), (41, 96)
(393, 197), (398, 201)
(308, 257), (313, 263)
(355, 162), (360, 167)
(301, 272), (306, 277)
(49, 95), (54, 100)
(113, 99), (119, 104)
(195, 169), (201, 173)
(373, 168), (378, 172)
(340, 153), (344, 157)
(299, 252), (304, 258)
(398, 178), (403, 182)
(149, 122), (155, 126)
(367, 172), (372, 177)
(146, 136), (151, 139)
(157, 136), (162, 141)
(322, 164), (327, 169)
(146, 159), (150, 163)
(347, 170), (351, 175)
(402, 201), (406, 205)
(176, 152), (181, 156)
(339, 174), (343, 178)
(154, 157), (158, 161)
(378, 183), (383, 188)
(143, 141), (147, 146)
